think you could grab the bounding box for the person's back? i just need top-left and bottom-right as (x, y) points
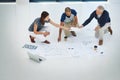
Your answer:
(29, 17), (44, 32)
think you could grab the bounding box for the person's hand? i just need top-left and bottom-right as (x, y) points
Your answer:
(78, 25), (83, 29)
(95, 26), (100, 31)
(43, 32), (50, 37)
(61, 26), (70, 31)
(58, 36), (61, 42)
(71, 22), (77, 27)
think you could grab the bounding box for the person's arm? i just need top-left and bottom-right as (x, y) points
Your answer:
(49, 19), (60, 27)
(33, 23), (49, 37)
(74, 16), (78, 25)
(72, 9), (78, 26)
(82, 11), (95, 27)
(49, 19), (69, 30)
(58, 22), (64, 42)
(57, 13), (66, 42)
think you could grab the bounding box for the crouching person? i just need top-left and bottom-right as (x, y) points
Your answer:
(79, 5), (113, 45)
(28, 11), (69, 44)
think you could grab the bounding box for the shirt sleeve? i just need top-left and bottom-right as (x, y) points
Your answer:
(82, 11), (95, 27)
(34, 18), (39, 26)
(71, 9), (77, 16)
(60, 13), (66, 22)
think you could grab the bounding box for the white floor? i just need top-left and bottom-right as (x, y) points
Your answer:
(0, 2), (120, 80)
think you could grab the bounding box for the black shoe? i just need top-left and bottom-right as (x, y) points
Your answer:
(108, 27), (113, 35)
(71, 31), (77, 37)
(64, 36), (68, 41)
(39, 58), (42, 61)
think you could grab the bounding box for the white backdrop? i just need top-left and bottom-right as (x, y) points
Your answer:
(0, 0), (120, 80)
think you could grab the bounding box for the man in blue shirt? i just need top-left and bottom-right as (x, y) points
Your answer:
(58, 7), (79, 41)
(79, 5), (113, 45)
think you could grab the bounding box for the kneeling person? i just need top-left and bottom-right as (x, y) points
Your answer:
(58, 7), (79, 41)
(79, 5), (113, 45)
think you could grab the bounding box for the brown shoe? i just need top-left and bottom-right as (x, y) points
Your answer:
(29, 35), (35, 43)
(42, 40), (50, 44)
(71, 31), (77, 37)
(99, 40), (103, 45)
(108, 27), (113, 35)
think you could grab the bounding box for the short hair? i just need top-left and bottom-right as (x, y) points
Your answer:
(65, 7), (71, 12)
(97, 5), (104, 10)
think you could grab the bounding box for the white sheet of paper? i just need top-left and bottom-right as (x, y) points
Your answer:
(70, 27), (79, 31)
(24, 37), (104, 59)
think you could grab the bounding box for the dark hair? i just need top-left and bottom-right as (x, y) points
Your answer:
(40, 11), (49, 25)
